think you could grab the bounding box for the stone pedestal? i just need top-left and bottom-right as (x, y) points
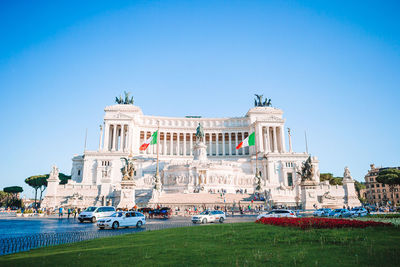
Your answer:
(41, 165), (60, 209)
(117, 181), (136, 209)
(301, 181), (318, 210)
(193, 141), (207, 162)
(343, 178), (361, 207)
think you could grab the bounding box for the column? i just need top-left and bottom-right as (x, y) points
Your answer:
(229, 132), (232, 155)
(190, 133), (193, 156)
(177, 132), (180, 155)
(120, 125), (125, 152)
(257, 124), (263, 152)
(280, 126), (286, 153)
(222, 132), (225, 156)
(163, 132), (167, 155)
(242, 131), (246, 155)
(273, 127), (278, 153)
(112, 124), (117, 151)
(183, 133), (187, 156)
(103, 123), (109, 151)
(147, 131), (151, 154)
(216, 133), (219, 156)
(264, 127), (270, 153)
(234, 132), (238, 155)
(209, 133), (213, 156)
(126, 125), (131, 153)
(170, 132), (173, 155)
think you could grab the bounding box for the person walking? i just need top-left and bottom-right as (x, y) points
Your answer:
(67, 208), (71, 219)
(59, 207), (63, 218)
(73, 208), (77, 219)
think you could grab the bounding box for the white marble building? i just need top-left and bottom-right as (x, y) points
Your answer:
(42, 101), (360, 209)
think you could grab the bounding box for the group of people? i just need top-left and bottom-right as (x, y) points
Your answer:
(58, 207), (82, 218)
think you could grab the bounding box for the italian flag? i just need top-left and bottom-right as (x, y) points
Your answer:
(236, 132), (255, 149)
(139, 130), (158, 151)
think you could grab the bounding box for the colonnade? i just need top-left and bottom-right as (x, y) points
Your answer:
(261, 126), (286, 153)
(103, 123), (130, 152)
(100, 124), (286, 155)
(139, 131), (251, 156)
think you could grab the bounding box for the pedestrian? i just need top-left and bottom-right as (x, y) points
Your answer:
(67, 208), (71, 219)
(59, 207), (63, 218)
(73, 208), (77, 219)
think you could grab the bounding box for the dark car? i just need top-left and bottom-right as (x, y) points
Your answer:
(152, 207), (172, 218)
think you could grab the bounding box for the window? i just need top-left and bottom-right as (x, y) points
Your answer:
(371, 184), (374, 188)
(383, 189), (386, 193)
(377, 189), (380, 193)
(378, 195), (381, 199)
(287, 173), (293, 187)
(397, 194), (399, 198)
(376, 184), (380, 188)
(373, 195), (376, 199)
(77, 170), (81, 176)
(372, 190), (375, 193)
(370, 178), (374, 182)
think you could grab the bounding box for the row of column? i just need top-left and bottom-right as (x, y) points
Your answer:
(260, 125), (286, 153)
(140, 131), (251, 156)
(100, 124), (286, 154)
(102, 123), (130, 152)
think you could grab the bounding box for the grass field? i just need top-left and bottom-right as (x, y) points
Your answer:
(1, 222), (399, 267)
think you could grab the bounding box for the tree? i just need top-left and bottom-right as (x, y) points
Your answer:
(24, 172), (72, 208)
(376, 169), (400, 205)
(3, 186), (23, 208)
(3, 186), (23, 198)
(354, 181), (366, 202)
(320, 173), (343, 185)
(59, 173), (72, 185)
(25, 175), (48, 209)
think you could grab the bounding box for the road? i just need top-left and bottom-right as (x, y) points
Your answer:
(0, 215), (256, 239)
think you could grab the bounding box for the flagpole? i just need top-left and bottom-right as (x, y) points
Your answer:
(254, 121), (258, 177)
(156, 121), (160, 178)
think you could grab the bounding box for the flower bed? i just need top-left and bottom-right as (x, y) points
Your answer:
(256, 217), (392, 229)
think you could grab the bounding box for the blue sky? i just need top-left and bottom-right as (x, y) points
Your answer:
(0, 0), (399, 198)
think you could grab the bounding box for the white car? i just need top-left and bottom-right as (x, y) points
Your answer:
(192, 210), (226, 224)
(97, 211), (146, 229)
(313, 208), (332, 217)
(78, 206), (116, 223)
(257, 209), (297, 220)
(349, 207), (368, 217)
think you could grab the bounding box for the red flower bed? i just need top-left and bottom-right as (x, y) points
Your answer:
(256, 217), (392, 229)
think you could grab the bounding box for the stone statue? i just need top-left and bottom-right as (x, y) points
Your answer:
(49, 165), (59, 180)
(343, 166), (353, 180)
(115, 91), (134, 105)
(254, 94), (272, 107)
(297, 156), (314, 182)
(196, 123), (205, 142)
(254, 170), (262, 191)
(120, 157), (136, 183)
(322, 191), (335, 200)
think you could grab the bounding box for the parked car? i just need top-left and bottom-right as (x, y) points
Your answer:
(192, 210), (226, 224)
(349, 207), (368, 217)
(257, 209), (296, 220)
(328, 209), (351, 218)
(313, 208), (332, 217)
(78, 206), (116, 223)
(151, 207), (172, 218)
(97, 211), (146, 229)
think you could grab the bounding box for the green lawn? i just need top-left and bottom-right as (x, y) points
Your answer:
(1, 222), (399, 267)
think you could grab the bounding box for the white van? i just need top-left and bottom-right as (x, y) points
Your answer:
(78, 206), (116, 223)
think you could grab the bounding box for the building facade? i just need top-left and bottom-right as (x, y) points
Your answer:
(42, 100), (360, 209)
(364, 164), (400, 206)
